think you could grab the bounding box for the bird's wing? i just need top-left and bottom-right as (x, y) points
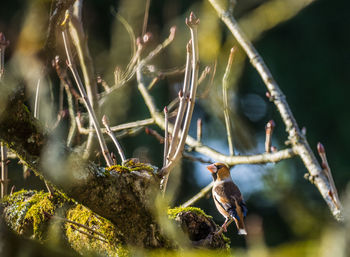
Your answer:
(213, 180), (247, 220)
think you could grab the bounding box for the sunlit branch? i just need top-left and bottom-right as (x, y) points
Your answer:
(102, 115), (126, 163)
(166, 41), (192, 161)
(222, 47), (235, 156)
(207, 0), (342, 220)
(265, 120), (275, 153)
(163, 107), (169, 167)
(160, 13), (200, 193)
(182, 181), (213, 208)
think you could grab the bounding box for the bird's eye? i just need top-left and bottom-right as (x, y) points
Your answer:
(215, 164), (223, 169)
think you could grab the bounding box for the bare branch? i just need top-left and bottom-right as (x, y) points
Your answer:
(222, 47), (236, 156)
(182, 152), (211, 164)
(68, 12), (99, 159)
(166, 41), (192, 160)
(137, 55), (296, 167)
(34, 79), (41, 119)
(197, 118), (202, 143)
(265, 120), (275, 153)
(163, 107), (169, 167)
(207, 0), (342, 220)
(142, 0), (151, 37)
(160, 13), (200, 193)
(317, 142), (340, 209)
(0, 32), (10, 79)
(102, 115), (126, 163)
(0, 33), (9, 198)
(145, 127), (164, 144)
(1, 143), (8, 198)
(62, 29), (113, 167)
(182, 181), (213, 208)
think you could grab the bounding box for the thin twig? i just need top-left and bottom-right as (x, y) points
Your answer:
(145, 127), (164, 144)
(52, 56), (78, 146)
(163, 107), (169, 166)
(166, 41), (192, 160)
(0, 33), (9, 198)
(102, 115), (126, 163)
(168, 13), (200, 169)
(142, 0), (151, 37)
(71, 226), (109, 244)
(64, 83), (77, 147)
(222, 47), (236, 156)
(1, 143), (8, 198)
(160, 13), (200, 193)
(137, 58), (296, 166)
(34, 79), (41, 119)
(182, 152), (211, 164)
(198, 66), (211, 85)
(182, 181), (214, 208)
(265, 120), (275, 153)
(77, 118), (155, 134)
(199, 60), (217, 99)
(68, 13), (99, 159)
(62, 29), (113, 167)
(0, 32), (9, 79)
(147, 76), (161, 90)
(100, 26), (177, 101)
(197, 119), (202, 142)
(51, 214), (107, 240)
(208, 0), (342, 220)
(317, 142), (340, 208)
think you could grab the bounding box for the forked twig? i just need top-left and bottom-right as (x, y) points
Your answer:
(160, 13), (200, 193)
(102, 115), (126, 163)
(166, 41), (192, 161)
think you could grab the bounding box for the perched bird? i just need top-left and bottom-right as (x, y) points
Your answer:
(207, 163), (248, 235)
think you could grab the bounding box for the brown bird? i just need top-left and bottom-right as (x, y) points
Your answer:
(207, 163), (247, 235)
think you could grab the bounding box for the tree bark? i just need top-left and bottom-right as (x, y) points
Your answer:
(0, 87), (228, 250)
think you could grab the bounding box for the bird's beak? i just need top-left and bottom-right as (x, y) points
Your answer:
(207, 164), (217, 173)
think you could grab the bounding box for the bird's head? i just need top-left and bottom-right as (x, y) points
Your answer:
(206, 163), (231, 181)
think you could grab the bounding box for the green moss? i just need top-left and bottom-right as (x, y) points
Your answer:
(2, 190), (68, 240)
(167, 206), (212, 220)
(105, 164), (130, 173)
(221, 234), (231, 249)
(65, 204), (127, 257)
(106, 159), (157, 175)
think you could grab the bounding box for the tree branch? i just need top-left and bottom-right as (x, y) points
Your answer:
(207, 0), (342, 220)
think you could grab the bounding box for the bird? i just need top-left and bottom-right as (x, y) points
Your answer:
(207, 163), (248, 235)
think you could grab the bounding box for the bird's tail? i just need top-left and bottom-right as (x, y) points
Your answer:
(234, 217), (247, 235)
